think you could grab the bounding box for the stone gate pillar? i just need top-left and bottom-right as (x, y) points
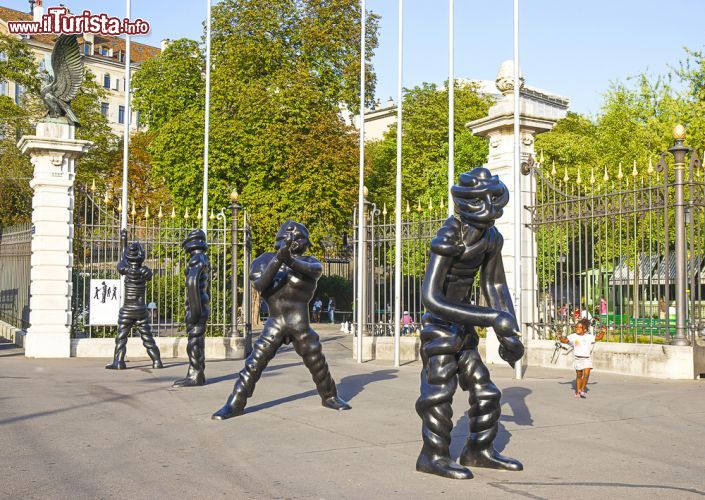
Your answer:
(467, 61), (568, 364)
(18, 119), (91, 358)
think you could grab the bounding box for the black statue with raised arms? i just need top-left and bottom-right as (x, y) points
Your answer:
(173, 229), (211, 387)
(40, 34), (83, 126)
(212, 220), (350, 419)
(415, 167), (524, 480)
(106, 236), (163, 370)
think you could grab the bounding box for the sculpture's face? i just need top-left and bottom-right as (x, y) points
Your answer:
(275, 220), (310, 255)
(452, 167), (509, 229)
(125, 242), (145, 265)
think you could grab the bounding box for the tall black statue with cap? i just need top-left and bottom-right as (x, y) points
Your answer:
(106, 233), (163, 370)
(415, 167), (524, 480)
(212, 220), (350, 419)
(173, 229), (211, 387)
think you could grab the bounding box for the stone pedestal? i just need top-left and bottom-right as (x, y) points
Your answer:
(18, 119), (91, 358)
(467, 61), (568, 363)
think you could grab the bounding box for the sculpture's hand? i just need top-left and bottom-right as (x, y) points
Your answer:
(493, 311), (520, 338)
(498, 335), (524, 368)
(276, 234), (294, 265)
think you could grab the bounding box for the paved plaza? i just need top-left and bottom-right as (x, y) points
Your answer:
(2, 331), (705, 499)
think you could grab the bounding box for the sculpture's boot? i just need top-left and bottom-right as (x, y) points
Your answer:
(173, 329), (205, 387)
(415, 321), (471, 479)
(212, 325), (284, 419)
(138, 318), (163, 369)
(457, 348), (522, 471)
(292, 328), (351, 411)
(106, 320), (130, 370)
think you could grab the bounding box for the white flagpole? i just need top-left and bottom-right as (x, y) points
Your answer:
(356, 0), (366, 364)
(393, 0), (403, 368)
(447, 0), (454, 216)
(120, 0), (131, 233)
(513, 0), (523, 379)
(202, 0), (212, 233)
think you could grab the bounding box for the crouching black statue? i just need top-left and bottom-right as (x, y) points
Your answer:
(212, 220), (350, 419)
(106, 236), (163, 370)
(415, 167), (524, 480)
(173, 229), (211, 387)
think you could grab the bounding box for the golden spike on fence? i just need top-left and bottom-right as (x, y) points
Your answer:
(603, 165), (609, 182)
(130, 199), (136, 217)
(170, 207), (176, 219)
(158, 206), (163, 219)
(118, 199), (122, 212)
(590, 167), (596, 185)
(103, 191), (111, 205)
(440, 197), (445, 210)
(647, 157), (654, 175)
(406, 200), (410, 214)
(540, 150), (545, 164)
(576, 167), (582, 185)
(617, 162), (624, 180)
(428, 198), (433, 211)
(632, 159), (638, 177)
(184, 208), (190, 219)
(145, 205), (150, 219)
(209, 208), (215, 221)
(417, 199), (422, 213)
(563, 165), (569, 183)
(90, 178), (96, 192)
(382, 203), (387, 216)
(197, 209), (202, 220)
(551, 160), (557, 177)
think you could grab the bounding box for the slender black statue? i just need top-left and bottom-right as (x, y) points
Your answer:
(212, 220), (350, 419)
(416, 167), (524, 480)
(173, 229), (211, 387)
(106, 239), (163, 370)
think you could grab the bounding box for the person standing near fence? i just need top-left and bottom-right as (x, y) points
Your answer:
(556, 318), (606, 398)
(328, 296), (336, 323)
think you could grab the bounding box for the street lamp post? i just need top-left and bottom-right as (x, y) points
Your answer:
(230, 189), (242, 338)
(668, 124), (689, 346)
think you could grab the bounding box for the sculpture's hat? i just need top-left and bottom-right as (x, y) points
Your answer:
(451, 167), (509, 226)
(182, 229), (208, 252)
(124, 241), (146, 264)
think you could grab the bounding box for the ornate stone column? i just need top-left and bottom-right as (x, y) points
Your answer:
(18, 119), (91, 357)
(467, 61), (568, 363)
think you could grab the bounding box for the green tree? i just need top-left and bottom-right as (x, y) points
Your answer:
(365, 81), (493, 210)
(133, 1), (380, 253)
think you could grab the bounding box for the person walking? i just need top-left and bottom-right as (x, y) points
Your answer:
(556, 318), (605, 398)
(401, 310), (414, 336)
(312, 297), (322, 323)
(328, 297), (336, 323)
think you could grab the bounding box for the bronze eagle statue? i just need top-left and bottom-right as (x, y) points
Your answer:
(40, 34), (84, 127)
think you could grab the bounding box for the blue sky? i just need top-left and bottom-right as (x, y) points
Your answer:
(6, 0), (705, 116)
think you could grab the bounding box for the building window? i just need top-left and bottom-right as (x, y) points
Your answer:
(117, 50), (124, 63)
(136, 111), (141, 128)
(118, 105), (125, 124)
(100, 102), (109, 117)
(15, 84), (23, 105)
(101, 46), (109, 56)
(0, 80), (7, 96)
(0, 51), (7, 62)
(103, 73), (110, 89)
(83, 42), (92, 55)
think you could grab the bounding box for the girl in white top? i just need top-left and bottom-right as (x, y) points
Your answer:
(556, 318), (605, 398)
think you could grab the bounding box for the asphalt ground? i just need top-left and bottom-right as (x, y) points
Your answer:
(2, 330), (705, 499)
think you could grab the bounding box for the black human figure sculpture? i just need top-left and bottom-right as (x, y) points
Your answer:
(173, 229), (211, 387)
(105, 241), (163, 370)
(212, 220), (350, 420)
(415, 167), (525, 480)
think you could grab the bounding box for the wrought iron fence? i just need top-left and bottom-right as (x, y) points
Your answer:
(0, 222), (31, 330)
(72, 184), (252, 338)
(526, 141), (705, 344)
(352, 198), (481, 337)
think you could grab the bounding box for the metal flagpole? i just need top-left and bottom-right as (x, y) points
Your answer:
(513, 0), (523, 379)
(119, 0), (131, 307)
(393, 0), (403, 368)
(447, 0), (454, 216)
(356, 0), (366, 364)
(120, 0), (131, 234)
(202, 0), (212, 233)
